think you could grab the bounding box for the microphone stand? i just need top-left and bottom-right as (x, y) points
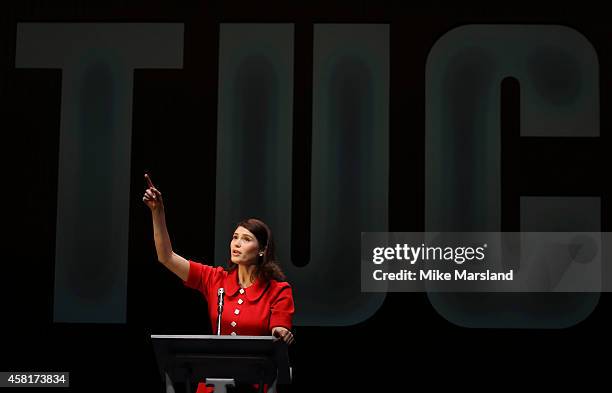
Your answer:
(216, 288), (225, 335)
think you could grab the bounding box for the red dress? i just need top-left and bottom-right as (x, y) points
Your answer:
(183, 260), (295, 393)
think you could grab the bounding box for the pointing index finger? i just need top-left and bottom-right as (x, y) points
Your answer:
(144, 173), (155, 189)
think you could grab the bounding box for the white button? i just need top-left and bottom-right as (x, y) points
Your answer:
(231, 321), (236, 327)
(239, 288), (245, 294)
(234, 309), (240, 315)
(238, 299), (244, 305)
(230, 332), (237, 336)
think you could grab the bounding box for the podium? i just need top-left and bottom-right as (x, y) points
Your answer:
(151, 335), (291, 393)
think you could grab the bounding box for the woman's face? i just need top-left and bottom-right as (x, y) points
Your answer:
(230, 226), (261, 266)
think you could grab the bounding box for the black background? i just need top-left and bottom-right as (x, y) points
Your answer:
(1, 1), (610, 392)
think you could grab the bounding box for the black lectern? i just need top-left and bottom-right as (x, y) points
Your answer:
(151, 335), (291, 393)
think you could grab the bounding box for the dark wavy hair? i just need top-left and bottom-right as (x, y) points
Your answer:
(227, 218), (286, 282)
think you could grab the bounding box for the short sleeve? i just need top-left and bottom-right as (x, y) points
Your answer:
(183, 260), (217, 300)
(269, 284), (295, 330)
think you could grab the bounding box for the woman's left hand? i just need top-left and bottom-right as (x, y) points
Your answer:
(271, 326), (295, 345)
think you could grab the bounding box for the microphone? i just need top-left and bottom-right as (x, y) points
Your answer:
(216, 288), (225, 335)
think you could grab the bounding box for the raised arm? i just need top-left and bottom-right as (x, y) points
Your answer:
(143, 173), (189, 281)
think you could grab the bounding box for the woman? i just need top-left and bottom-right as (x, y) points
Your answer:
(143, 173), (295, 392)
